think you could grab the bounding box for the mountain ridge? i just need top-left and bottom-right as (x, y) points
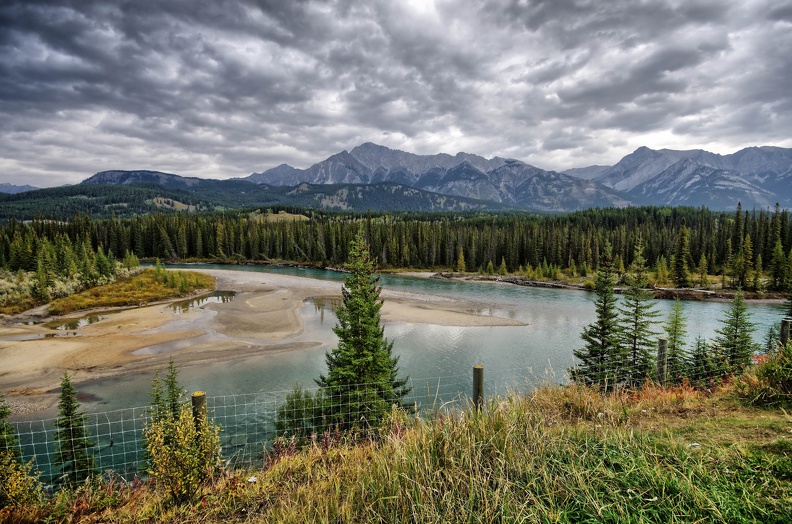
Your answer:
(246, 143), (630, 210)
(8, 142), (788, 215)
(588, 145), (792, 207)
(0, 183), (38, 194)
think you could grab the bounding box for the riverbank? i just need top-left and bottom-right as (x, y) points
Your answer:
(0, 269), (524, 416)
(428, 272), (789, 303)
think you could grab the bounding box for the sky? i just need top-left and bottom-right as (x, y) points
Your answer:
(1, 0), (791, 187)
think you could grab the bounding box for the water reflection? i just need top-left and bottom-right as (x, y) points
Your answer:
(168, 290), (237, 313)
(46, 315), (106, 330)
(311, 297), (341, 324)
(0, 332), (80, 342)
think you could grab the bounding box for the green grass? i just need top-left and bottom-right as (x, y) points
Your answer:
(5, 383), (791, 523)
(47, 269), (215, 315)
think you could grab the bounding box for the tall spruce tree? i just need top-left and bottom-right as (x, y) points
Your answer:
(149, 360), (183, 425)
(663, 300), (688, 383)
(317, 233), (410, 430)
(618, 241), (659, 385)
(688, 336), (721, 387)
(572, 242), (622, 388)
(770, 240), (786, 291)
(54, 372), (97, 485)
(713, 290), (758, 372)
(787, 248), (792, 317)
(673, 220), (691, 288)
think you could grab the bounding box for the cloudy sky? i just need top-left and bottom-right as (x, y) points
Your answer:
(1, 0), (791, 187)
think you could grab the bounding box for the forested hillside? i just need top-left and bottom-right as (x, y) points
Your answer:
(2, 205), (791, 292)
(0, 179), (496, 221)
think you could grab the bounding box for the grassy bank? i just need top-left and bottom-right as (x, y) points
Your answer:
(5, 383), (791, 523)
(47, 268), (215, 315)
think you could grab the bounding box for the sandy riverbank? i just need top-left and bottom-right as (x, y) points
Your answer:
(0, 269), (523, 415)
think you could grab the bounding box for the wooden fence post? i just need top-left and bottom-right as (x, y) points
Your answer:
(473, 365), (484, 412)
(192, 391), (206, 431)
(657, 338), (668, 387)
(781, 318), (791, 347)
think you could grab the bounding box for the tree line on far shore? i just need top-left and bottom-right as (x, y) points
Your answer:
(1, 204), (792, 291)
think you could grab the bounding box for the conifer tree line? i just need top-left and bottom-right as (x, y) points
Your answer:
(2, 204), (792, 290)
(572, 241), (769, 389)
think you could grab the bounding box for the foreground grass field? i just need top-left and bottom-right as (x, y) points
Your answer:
(47, 268), (215, 315)
(4, 382), (791, 523)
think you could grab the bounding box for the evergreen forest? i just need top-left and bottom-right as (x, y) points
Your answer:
(2, 204), (792, 292)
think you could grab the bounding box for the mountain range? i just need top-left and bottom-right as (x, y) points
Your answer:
(246, 142), (631, 211)
(2, 143), (790, 219)
(0, 183), (38, 194)
(246, 142), (792, 210)
(585, 145), (792, 209)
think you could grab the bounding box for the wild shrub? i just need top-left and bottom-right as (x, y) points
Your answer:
(48, 475), (133, 521)
(0, 452), (42, 509)
(736, 343), (792, 405)
(144, 401), (221, 504)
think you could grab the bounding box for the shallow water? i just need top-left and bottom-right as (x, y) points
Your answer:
(46, 314), (107, 330)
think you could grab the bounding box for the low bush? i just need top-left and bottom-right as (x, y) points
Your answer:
(736, 343), (792, 405)
(48, 268), (214, 315)
(144, 401), (221, 504)
(0, 451), (42, 510)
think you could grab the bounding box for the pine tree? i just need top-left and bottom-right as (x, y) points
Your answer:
(763, 324), (780, 355)
(149, 370), (167, 424)
(733, 234), (754, 289)
(786, 248), (792, 318)
(148, 360), (182, 426)
(572, 243), (622, 388)
(655, 256), (669, 286)
(664, 300), (688, 383)
(713, 290), (758, 372)
(164, 359), (183, 421)
(618, 241), (659, 385)
(456, 248), (466, 273)
(688, 336), (721, 387)
(317, 234), (410, 430)
(54, 372), (96, 485)
(752, 253), (762, 291)
(770, 240), (786, 291)
(498, 257), (508, 276)
(673, 220), (691, 288)
(486, 260), (495, 275)
(697, 253), (709, 288)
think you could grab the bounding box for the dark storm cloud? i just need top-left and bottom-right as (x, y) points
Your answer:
(0, 0), (790, 186)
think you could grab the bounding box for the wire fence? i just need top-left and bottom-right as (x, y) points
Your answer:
(9, 370), (548, 487)
(9, 319), (791, 488)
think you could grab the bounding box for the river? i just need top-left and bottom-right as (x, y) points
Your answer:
(80, 264), (786, 412)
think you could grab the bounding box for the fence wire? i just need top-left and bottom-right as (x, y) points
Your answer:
(10, 372), (507, 485)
